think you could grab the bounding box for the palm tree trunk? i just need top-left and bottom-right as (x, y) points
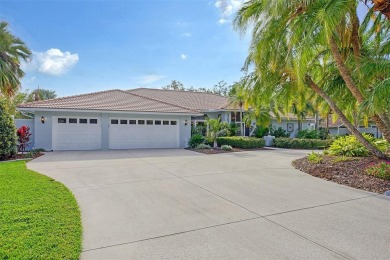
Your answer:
(328, 35), (390, 142)
(306, 75), (387, 159)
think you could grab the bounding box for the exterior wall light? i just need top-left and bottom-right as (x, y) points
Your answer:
(41, 116), (45, 124)
(184, 119), (188, 126)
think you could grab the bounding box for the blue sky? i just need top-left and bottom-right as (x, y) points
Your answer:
(1, 0), (250, 97)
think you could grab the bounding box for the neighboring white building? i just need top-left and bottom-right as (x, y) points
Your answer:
(17, 88), (315, 151)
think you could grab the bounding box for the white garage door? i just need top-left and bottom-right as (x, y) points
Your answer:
(52, 117), (102, 150)
(109, 118), (179, 149)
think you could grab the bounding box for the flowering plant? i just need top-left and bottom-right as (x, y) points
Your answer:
(17, 125), (32, 154)
(365, 161), (390, 180)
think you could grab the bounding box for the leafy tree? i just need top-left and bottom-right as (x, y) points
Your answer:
(162, 80), (185, 91)
(0, 21), (31, 97)
(234, 0), (389, 158)
(0, 99), (16, 159)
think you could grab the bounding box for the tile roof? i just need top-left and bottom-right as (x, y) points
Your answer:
(17, 89), (200, 114)
(128, 88), (231, 111)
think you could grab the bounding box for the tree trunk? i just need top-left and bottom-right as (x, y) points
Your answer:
(305, 75), (387, 159)
(328, 35), (390, 142)
(213, 139), (218, 148)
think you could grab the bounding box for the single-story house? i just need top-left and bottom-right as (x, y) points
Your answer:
(17, 88), (314, 151)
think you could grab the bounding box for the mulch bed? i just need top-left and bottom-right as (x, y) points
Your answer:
(0, 152), (44, 162)
(292, 156), (390, 194)
(187, 147), (272, 155)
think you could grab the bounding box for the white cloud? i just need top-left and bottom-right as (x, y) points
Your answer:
(215, 0), (244, 25)
(218, 18), (228, 24)
(181, 32), (192, 37)
(181, 54), (187, 60)
(137, 74), (166, 84)
(22, 48), (79, 76)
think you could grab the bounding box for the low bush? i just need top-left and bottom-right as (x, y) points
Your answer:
(204, 137), (214, 146)
(25, 148), (45, 158)
(196, 144), (212, 149)
(296, 128), (329, 140)
(0, 100), (16, 160)
(307, 152), (323, 164)
(365, 162), (390, 180)
(270, 127), (290, 138)
(273, 138), (333, 149)
(188, 134), (204, 148)
(221, 145), (233, 151)
(328, 133), (389, 157)
(216, 136), (265, 149)
(254, 126), (269, 138)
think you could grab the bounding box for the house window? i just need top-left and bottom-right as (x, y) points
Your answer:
(120, 120), (127, 124)
(129, 120), (136, 125)
(155, 120), (161, 125)
(111, 119), (119, 124)
(58, 118), (66, 123)
(69, 118), (77, 124)
(90, 119), (98, 124)
(146, 120), (153, 125)
(79, 119), (88, 124)
(170, 121), (177, 125)
(231, 112), (241, 122)
(138, 120), (145, 125)
(163, 120), (169, 125)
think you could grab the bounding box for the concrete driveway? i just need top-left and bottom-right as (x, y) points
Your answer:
(28, 149), (390, 259)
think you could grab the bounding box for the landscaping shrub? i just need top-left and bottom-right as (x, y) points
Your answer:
(365, 162), (390, 180)
(17, 125), (32, 153)
(270, 127), (290, 138)
(216, 136), (265, 149)
(0, 100), (16, 160)
(254, 126), (269, 138)
(204, 137), (214, 146)
(196, 144), (211, 149)
(273, 138), (333, 149)
(221, 145), (233, 151)
(25, 148), (45, 159)
(296, 128), (329, 140)
(327, 133), (389, 157)
(307, 152), (323, 164)
(188, 134), (204, 148)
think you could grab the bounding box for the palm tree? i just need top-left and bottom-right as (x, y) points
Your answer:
(228, 79), (249, 136)
(206, 117), (226, 148)
(0, 21), (31, 97)
(234, 0), (389, 158)
(26, 88), (57, 102)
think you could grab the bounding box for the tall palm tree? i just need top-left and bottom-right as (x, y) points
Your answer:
(0, 21), (31, 97)
(234, 0), (389, 158)
(228, 79), (249, 136)
(26, 88), (57, 102)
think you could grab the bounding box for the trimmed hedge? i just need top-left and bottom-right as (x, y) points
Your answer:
(216, 137), (265, 149)
(273, 138), (333, 149)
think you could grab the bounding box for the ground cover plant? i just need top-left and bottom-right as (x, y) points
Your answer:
(0, 161), (82, 259)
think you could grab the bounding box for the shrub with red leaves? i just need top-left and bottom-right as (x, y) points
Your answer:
(17, 126), (32, 153)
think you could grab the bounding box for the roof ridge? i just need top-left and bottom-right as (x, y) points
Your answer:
(19, 89), (122, 106)
(129, 87), (226, 97)
(118, 90), (201, 114)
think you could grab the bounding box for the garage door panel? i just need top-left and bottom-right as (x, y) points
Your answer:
(53, 117), (101, 151)
(109, 119), (179, 149)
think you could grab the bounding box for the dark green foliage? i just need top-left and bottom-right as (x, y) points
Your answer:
(273, 138), (333, 149)
(0, 161), (82, 259)
(188, 134), (204, 148)
(254, 126), (269, 138)
(204, 137), (214, 146)
(296, 128), (329, 140)
(0, 100), (16, 160)
(270, 127), (290, 138)
(228, 123), (239, 136)
(191, 125), (206, 136)
(216, 136), (265, 149)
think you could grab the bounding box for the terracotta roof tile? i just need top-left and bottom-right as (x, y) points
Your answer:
(17, 89), (199, 114)
(128, 88), (230, 111)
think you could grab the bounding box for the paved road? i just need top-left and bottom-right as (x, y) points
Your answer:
(28, 149), (390, 259)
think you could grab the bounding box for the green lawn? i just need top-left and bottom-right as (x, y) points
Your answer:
(0, 161), (82, 259)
